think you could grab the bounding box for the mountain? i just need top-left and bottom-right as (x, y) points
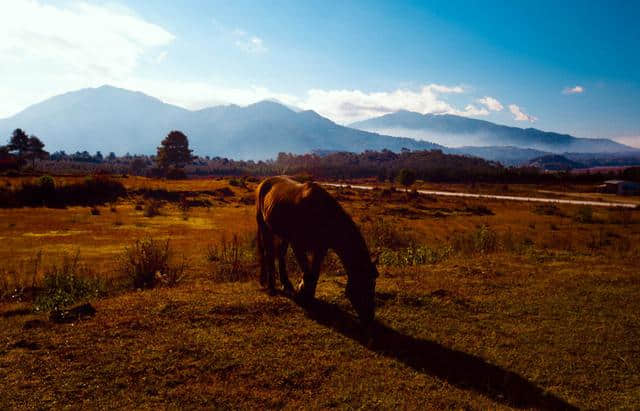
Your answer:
(350, 110), (636, 154)
(0, 86), (442, 160)
(527, 155), (586, 171)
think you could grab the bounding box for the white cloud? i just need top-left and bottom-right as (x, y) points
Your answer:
(508, 104), (537, 122)
(563, 85), (584, 94)
(298, 84), (481, 124)
(612, 136), (640, 149)
(154, 51), (168, 63)
(476, 96), (503, 111)
(232, 28), (267, 54)
(0, 0), (174, 79)
(0, 0), (174, 117)
(455, 104), (489, 116)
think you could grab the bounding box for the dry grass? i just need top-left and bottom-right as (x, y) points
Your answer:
(1, 176), (639, 409)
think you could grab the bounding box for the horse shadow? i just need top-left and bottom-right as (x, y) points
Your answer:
(294, 296), (577, 410)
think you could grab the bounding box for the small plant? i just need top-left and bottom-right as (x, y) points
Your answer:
(574, 205), (594, 223)
(38, 175), (55, 191)
(228, 177), (245, 188)
(379, 243), (451, 267)
(397, 168), (417, 188)
(179, 195), (190, 220)
(206, 234), (255, 282)
(362, 217), (410, 250)
(119, 238), (186, 289)
(143, 200), (162, 217)
(90, 206), (100, 215)
(33, 253), (103, 312)
(451, 225), (499, 255)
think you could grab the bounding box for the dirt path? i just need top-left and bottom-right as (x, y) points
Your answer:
(324, 183), (638, 208)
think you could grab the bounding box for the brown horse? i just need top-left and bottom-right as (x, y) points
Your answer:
(256, 176), (378, 325)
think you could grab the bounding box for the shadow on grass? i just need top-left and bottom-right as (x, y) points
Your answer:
(297, 297), (577, 410)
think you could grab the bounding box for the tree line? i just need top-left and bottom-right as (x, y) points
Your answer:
(3, 128), (639, 184)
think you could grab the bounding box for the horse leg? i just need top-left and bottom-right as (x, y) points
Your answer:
(297, 247), (326, 301)
(276, 239), (294, 294)
(262, 230), (277, 294)
(292, 245), (310, 292)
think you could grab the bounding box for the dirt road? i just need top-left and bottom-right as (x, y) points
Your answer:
(324, 183), (638, 209)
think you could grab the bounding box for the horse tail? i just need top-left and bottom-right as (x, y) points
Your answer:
(255, 178), (273, 286)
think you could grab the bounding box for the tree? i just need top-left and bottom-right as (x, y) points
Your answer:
(7, 128), (29, 168)
(26, 135), (48, 169)
(156, 130), (193, 171)
(397, 168), (417, 188)
(107, 152), (117, 162)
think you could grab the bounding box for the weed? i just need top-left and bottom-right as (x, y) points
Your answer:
(119, 238), (186, 289)
(451, 224), (499, 255)
(207, 234), (255, 282)
(143, 200), (162, 217)
(574, 205), (594, 223)
(33, 253), (103, 312)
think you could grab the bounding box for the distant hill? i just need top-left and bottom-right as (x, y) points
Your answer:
(527, 155), (585, 171)
(350, 110), (635, 154)
(0, 86), (442, 160)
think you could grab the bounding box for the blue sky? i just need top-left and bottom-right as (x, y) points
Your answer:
(1, 0), (639, 146)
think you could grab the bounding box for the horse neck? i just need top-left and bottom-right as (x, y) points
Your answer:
(332, 220), (371, 278)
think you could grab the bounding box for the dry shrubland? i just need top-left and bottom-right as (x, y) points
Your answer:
(1, 175), (639, 409)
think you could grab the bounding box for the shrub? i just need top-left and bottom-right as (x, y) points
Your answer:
(143, 200), (162, 217)
(0, 251), (42, 302)
(397, 168), (417, 188)
(119, 238), (186, 289)
(574, 205), (594, 223)
(361, 217), (410, 250)
(206, 234), (255, 282)
(451, 225), (499, 255)
(533, 203), (563, 216)
(379, 243), (451, 267)
(33, 253), (103, 312)
(0, 174), (126, 208)
(228, 177), (245, 188)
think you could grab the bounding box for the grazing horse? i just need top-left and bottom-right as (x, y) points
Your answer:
(256, 176), (378, 325)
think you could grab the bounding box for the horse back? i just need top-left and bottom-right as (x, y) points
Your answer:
(256, 176), (339, 247)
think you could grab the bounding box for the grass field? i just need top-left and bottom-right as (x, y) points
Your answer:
(1, 176), (639, 409)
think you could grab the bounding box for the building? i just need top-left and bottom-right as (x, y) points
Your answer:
(598, 180), (640, 195)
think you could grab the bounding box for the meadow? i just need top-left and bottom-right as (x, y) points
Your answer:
(1, 175), (639, 409)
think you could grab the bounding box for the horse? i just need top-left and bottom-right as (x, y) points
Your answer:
(255, 176), (378, 325)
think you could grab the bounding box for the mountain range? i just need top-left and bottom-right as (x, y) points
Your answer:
(350, 110), (633, 154)
(0, 85), (637, 164)
(0, 86), (439, 160)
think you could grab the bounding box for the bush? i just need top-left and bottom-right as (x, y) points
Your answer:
(33, 253), (103, 312)
(228, 177), (247, 188)
(361, 217), (410, 250)
(574, 205), (594, 223)
(379, 243), (451, 266)
(0, 174), (126, 208)
(119, 238), (186, 289)
(206, 234), (255, 282)
(397, 168), (417, 188)
(143, 200), (162, 217)
(451, 225), (499, 255)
